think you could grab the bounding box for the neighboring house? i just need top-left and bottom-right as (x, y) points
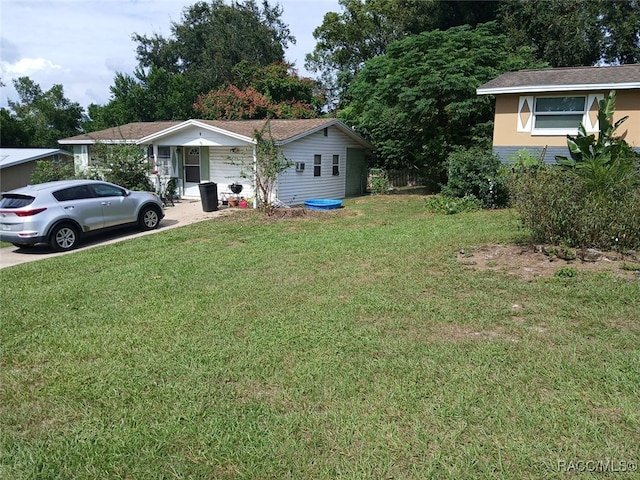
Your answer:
(59, 118), (372, 204)
(477, 64), (640, 163)
(0, 148), (73, 192)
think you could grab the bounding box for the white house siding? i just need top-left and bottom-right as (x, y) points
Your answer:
(207, 146), (255, 201)
(276, 126), (364, 205)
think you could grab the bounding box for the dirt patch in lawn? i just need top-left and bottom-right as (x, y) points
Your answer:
(457, 244), (640, 281)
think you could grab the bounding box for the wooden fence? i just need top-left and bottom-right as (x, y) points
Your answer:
(386, 169), (423, 188)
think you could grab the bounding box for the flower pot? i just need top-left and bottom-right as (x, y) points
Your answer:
(228, 198), (239, 207)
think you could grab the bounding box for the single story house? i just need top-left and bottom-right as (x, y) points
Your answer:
(477, 64), (640, 163)
(0, 148), (73, 192)
(58, 118), (373, 205)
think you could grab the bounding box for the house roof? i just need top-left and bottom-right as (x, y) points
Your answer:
(0, 148), (72, 170)
(477, 64), (640, 95)
(59, 118), (373, 149)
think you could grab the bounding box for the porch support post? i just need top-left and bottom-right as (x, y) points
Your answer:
(252, 145), (258, 209)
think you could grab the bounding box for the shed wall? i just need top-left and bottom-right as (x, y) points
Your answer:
(277, 126), (366, 205)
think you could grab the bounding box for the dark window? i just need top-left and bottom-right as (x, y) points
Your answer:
(53, 185), (94, 201)
(314, 155), (321, 177)
(91, 183), (126, 198)
(0, 194), (35, 208)
(323, 127), (328, 137)
(332, 155), (339, 176)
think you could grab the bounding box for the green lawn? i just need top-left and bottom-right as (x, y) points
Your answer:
(1, 195), (638, 479)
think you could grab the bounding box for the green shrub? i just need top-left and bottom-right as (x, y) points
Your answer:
(507, 148), (547, 173)
(554, 266), (578, 278)
(507, 166), (640, 251)
(30, 159), (76, 184)
(91, 143), (153, 191)
(425, 194), (483, 214)
(368, 168), (389, 195)
(442, 147), (509, 208)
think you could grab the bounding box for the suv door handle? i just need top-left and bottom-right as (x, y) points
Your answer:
(101, 201), (111, 206)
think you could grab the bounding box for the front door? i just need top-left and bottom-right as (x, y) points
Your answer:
(184, 147), (201, 196)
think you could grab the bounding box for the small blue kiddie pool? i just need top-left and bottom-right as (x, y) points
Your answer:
(304, 199), (343, 210)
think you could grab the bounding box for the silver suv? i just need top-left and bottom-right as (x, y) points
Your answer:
(0, 180), (164, 251)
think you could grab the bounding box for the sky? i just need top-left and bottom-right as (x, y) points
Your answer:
(0, 0), (341, 110)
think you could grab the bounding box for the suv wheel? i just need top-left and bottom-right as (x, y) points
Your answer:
(49, 223), (79, 251)
(139, 206), (161, 231)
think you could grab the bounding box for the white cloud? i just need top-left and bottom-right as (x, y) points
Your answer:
(0, 57), (63, 77)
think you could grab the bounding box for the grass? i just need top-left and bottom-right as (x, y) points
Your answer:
(1, 195), (639, 479)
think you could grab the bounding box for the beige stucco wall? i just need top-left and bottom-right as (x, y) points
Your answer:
(492, 90), (640, 149)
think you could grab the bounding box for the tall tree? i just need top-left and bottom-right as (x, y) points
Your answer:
(133, 0), (294, 96)
(341, 22), (544, 184)
(194, 62), (322, 120)
(0, 108), (30, 147)
(90, 0), (295, 128)
(598, 0), (640, 64)
(306, 0), (503, 109)
(5, 77), (84, 148)
(499, 0), (603, 67)
(84, 66), (196, 131)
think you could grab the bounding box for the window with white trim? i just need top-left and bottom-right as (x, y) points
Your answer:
(534, 96), (585, 129)
(314, 154), (321, 177)
(332, 155), (339, 176)
(518, 94), (602, 135)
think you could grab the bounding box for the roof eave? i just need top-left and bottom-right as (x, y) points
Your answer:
(137, 119), (255, 145)
(58, 139), (138, 145)
(477, 82), (640, 95)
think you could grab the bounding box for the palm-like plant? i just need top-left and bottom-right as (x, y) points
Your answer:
(555, 90), (639, 193)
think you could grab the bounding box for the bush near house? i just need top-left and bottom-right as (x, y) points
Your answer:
(441, 147), (509, 209)
(508, 165), (640, 251)
(30, 159), (76, 184)
(88, 143), (153, 192)
(508, 92), (640, 252)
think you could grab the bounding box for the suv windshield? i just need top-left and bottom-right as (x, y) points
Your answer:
(0, 194), (35, 208)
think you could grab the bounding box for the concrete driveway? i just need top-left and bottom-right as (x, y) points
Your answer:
(0, 199), (234, 269)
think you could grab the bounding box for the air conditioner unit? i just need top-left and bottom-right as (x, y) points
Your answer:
(295, 162), (305, 172)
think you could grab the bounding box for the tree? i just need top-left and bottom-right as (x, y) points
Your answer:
(498, 0), (640, 67)
(0, 108), (30, 147)
(84, 66), (197, 130)
(231, 121), (293, 211)
(5, 77), (84, 148)
(598, 0), (640, 64)
(107, 0), (295, 122)
(306, 0), (503, 110)
(193, 62), (322, 120)
(340, 22), (544, 185)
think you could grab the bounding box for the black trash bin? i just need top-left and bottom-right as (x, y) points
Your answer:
(198, 181), (218, 212)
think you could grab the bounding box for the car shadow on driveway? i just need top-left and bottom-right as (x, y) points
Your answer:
(9, 219), (182, 255)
